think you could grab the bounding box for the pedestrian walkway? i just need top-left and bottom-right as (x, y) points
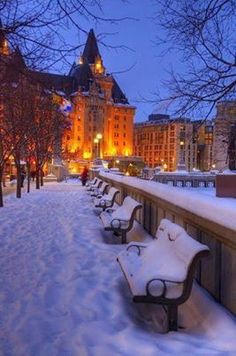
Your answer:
(0, 182), (235, 355)
(2, 180), (26, 196)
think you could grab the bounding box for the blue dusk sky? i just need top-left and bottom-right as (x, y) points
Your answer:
(61, 1), (184, 123)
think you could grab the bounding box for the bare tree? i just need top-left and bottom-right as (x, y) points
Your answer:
(155, 0), (236, 118)
(2, 73), (33, 199)
(30, 89), (66, 189)
(0, 0), (131, 70)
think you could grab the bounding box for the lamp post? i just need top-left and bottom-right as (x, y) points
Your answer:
(94, 138), (99, 158)
(96, 133), (102, 159)
(177, 137), (187, 171)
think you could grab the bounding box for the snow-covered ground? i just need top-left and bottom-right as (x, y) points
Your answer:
(0, 182), (235, 356)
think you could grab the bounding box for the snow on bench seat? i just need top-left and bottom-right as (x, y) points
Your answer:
(86, 178), (102, 192)
(90, 181), (109, 197)
(94, 187), (120, 211)
(117, 218), (210, 331)
(100, 196), (142, 244)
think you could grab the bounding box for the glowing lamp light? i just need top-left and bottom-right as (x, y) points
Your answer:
(94, 138), (99, 144)
(212, 164), (216, 169)
(124, 149), (130, 157)
(163, 163), (168, 170)
(96, 133), (102, 140)
(83, 151), (91, 159)
(180, 141), (185, 146)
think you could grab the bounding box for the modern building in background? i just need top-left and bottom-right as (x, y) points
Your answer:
(214, 101), (236, 171)
(134, 114), (214, 172)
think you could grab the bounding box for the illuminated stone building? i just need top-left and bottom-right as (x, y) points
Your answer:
(65, 29), (135, 162)
(134, 114), (214, 171)
(1, 26), (135, 172)
(30, 29), (135, 167)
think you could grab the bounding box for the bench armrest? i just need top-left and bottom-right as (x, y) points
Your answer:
(127, 244), (147, 256)
(111, 218), (129, 229)
(105, 207), (116, 214)
(100, 199), (111, 207)
(146, 277), (184, 298)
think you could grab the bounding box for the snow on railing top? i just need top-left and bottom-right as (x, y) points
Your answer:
(99, 172), (236, 232)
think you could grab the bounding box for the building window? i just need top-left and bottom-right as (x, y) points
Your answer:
(77, 136), (80, 141)
(67, 135), (70, 141)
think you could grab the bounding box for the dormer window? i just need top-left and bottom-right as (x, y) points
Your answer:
(95, 55), (104, 74)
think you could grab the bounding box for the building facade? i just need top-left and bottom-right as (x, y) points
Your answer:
(1, 27), (135, 173)
(214, 101), (236, 171)
(32, 29), (135, 169)
(134, 114), (214, 171)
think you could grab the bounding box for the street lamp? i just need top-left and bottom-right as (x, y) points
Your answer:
(96, 133), (102, 158)
(177, 136), (187, 171)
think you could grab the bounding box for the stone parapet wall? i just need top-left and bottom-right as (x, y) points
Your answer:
(152, 172), (216, 188)
(100, 171), (236, 316)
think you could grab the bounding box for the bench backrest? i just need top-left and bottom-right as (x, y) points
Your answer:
(140, 219), (209, 282)
(112, 196), (142, 222)
(90, 177), (97, 185)
(93, 178), (102, 188)
(155, 219), (209, 266)
(104, 187), (120, 201)
(140, 219), (209, 301)
(99, 182), (109, 194)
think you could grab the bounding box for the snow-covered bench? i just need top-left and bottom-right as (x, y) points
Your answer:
(117, 219), (210, 331)
(94, 187), (120, 211)
(86, 177), (97, 188)
(100, 196), (142, 244)
(90, 181), (109, 197)
(86, 178), (102, 192)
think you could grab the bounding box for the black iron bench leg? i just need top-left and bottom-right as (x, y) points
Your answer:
(167, 305), (178, 331)
(121, 231), (127, 244)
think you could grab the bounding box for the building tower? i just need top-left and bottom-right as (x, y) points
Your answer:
(63, 29), (135, 167)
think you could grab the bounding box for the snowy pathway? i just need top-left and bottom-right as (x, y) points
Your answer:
(0, 182), (235, 356)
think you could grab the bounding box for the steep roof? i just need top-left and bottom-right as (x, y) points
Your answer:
(11, 47), (26, 68)
(29, 70), (74, 95)
(112, 77), (129, 104)
(82, 29), (100, 64)
(69, 61), (94, 92)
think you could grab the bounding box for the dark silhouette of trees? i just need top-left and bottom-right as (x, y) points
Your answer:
(0, 0), (130, 70)
(156, 0), (236, 118)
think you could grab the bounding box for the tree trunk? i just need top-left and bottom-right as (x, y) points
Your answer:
(36, 169), (40, 189)
(27, 162), (31, 193)
(40, 170), (44, 187)
(16, 164), (21, 198)
(0, 168), (4, 207)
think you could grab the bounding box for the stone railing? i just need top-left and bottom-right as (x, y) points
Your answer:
(151, 172), (216, 188)
(99, 171), (236, 316)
